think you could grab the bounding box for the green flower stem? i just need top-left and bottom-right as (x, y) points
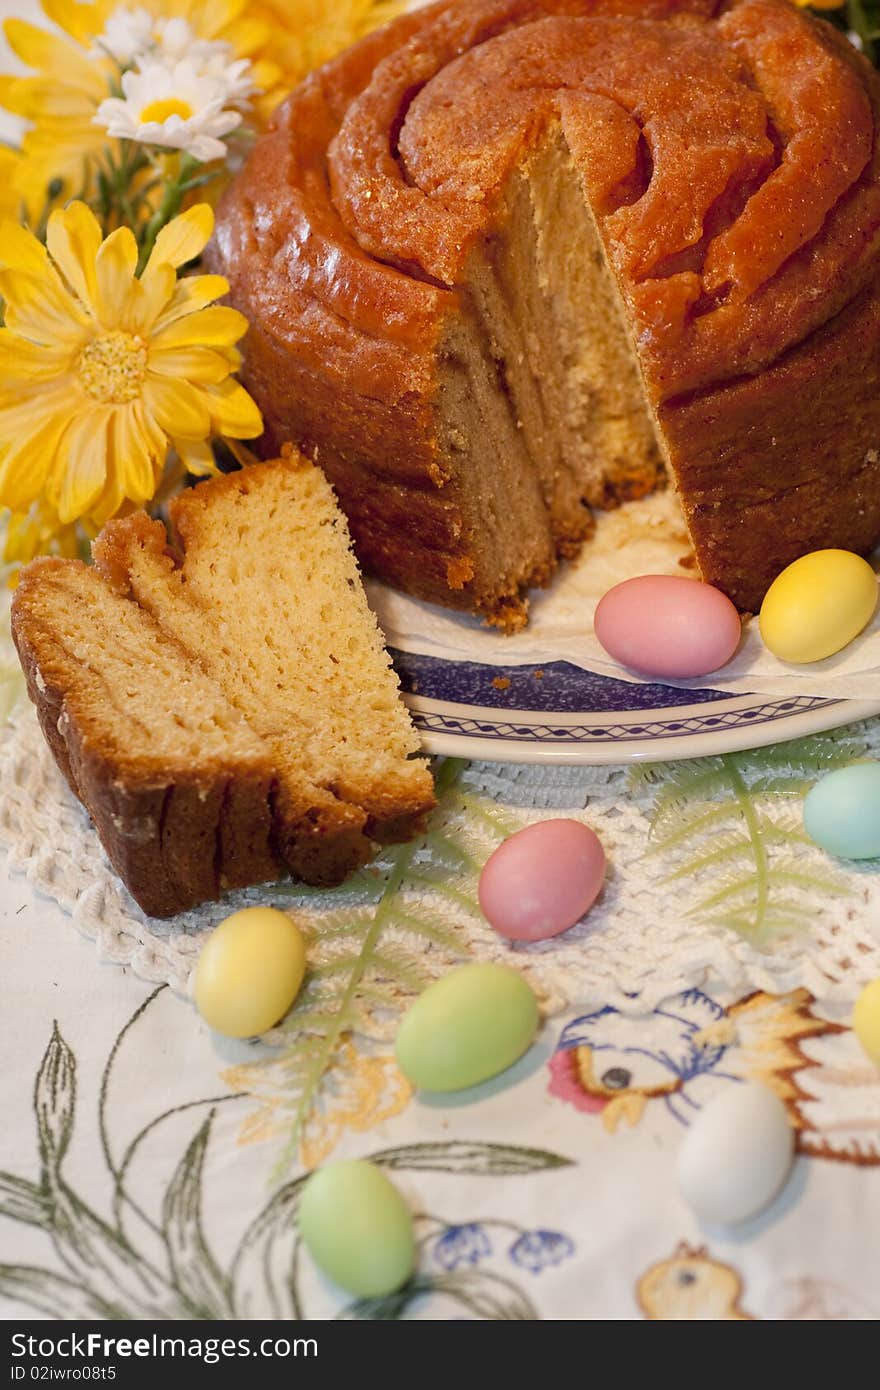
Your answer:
(847, 0), (877, 64)
(136, 154), (203, 275)
(33, 178), (64, 241)
(98, 141), (151, 234)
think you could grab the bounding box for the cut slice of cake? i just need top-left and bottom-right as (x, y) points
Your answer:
(12, 558), (280, 918)
(12, 454), (436, 918)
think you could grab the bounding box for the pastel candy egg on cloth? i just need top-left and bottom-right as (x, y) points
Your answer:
(803, 762), (880, 859)
(594, 575), (741, 680)
(479, 819), (606, 942)
(193, 906), (306, 1038)
(853, 979), (880, 1068)
(298, 1160), (416, 1298)
(677, 1083), (795, 1226)
(759, 549), (877, 663)
(395, 963), (539, 1092)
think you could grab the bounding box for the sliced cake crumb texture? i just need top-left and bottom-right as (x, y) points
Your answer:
(12, 457), (435, 918)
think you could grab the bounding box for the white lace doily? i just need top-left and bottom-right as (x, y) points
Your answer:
(3, 704), (880, 1017)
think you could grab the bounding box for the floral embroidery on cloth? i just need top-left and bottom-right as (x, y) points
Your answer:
(222, 1039), (413, 1168)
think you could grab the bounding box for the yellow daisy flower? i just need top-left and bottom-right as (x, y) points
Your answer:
(0, 201), (262, 531)
(134, 0), (404, 108)
(246, 0), (405, 92)
(0, 10), (114, 214)
(0, 0), (402, 208)
(0, 147), (31, 223)
(3, 500), (81, 574)
(0, 3), (255, 210)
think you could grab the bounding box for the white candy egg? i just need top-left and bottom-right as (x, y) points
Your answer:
(677, 1083), (795, 1226)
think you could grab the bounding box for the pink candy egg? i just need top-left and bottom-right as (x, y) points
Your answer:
(479, 819), (606, 942)
(594, 575), (742, 680)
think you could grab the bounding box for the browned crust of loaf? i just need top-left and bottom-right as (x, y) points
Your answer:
(93, 509), (173, 597)
(271, 776), (433, 881)
(213, 250), (532, 628)
(664, 279), (880, 612)
(269, 783), (374, 888)
(14, 462), (435, 914)
(11, 560), (282, 917)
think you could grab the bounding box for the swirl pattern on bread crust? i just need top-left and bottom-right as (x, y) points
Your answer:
(214, 0), (880, 625)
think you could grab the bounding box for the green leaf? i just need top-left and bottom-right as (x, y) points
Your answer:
(34, 1022), (76, 1178)
(340, 1269), (539, 1320)
(369, 1141), (573, 1176)
(0, 1264), (116, 1321)
(161, 1113), (231, 1319)
(47, 1180), (184, 1319)
(633, 733), (860, 939)
(428, 1269), (539, 1320)
(646, 802), (735, 852)
(0, 1172), (50, 1228)
(229, 1179), (307, 1320)
(22, 1022), (191, 1318)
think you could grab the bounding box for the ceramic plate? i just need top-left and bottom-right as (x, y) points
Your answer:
(391, 649), (880, 764)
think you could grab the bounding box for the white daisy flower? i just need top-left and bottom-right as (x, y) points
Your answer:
(90, 6), (154, 66)
(94, 60), (243, 163)
(88, 8), (255, 109)
(145, 23), (255, 106)
(194, 53), (256, 107)
(150, 18), (230, 68)
(89, 9), (253, 89)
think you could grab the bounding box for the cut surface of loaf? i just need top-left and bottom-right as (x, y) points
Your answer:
(12, 559), (279, 918)
(213, 0), (880, 626)
(12, 457), (435, 917)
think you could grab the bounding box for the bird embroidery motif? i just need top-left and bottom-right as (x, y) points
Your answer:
(546, 987), (873, 1150)
(638, 1247), (879, 1320)
(637, 1244), (754, 1320)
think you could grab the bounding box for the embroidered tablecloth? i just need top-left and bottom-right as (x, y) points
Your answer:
(2, 698), (880, 1322)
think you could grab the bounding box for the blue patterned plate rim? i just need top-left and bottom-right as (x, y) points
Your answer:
(389, 649), (880, 765)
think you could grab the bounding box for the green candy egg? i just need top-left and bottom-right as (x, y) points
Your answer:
(298, 1160), (416, 1298)
(803, 762), (880, 859)
(395, 962), (539, 1092)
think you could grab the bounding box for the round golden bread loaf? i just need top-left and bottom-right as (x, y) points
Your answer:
(213, 0), (880, 628)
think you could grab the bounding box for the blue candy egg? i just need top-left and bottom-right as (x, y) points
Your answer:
(803, 762), (880, 860)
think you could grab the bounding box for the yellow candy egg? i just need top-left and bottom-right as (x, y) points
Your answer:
(759, 550), (877, 664)
(853, 978), (880, 1069)
(194, 906), (306, 1038)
